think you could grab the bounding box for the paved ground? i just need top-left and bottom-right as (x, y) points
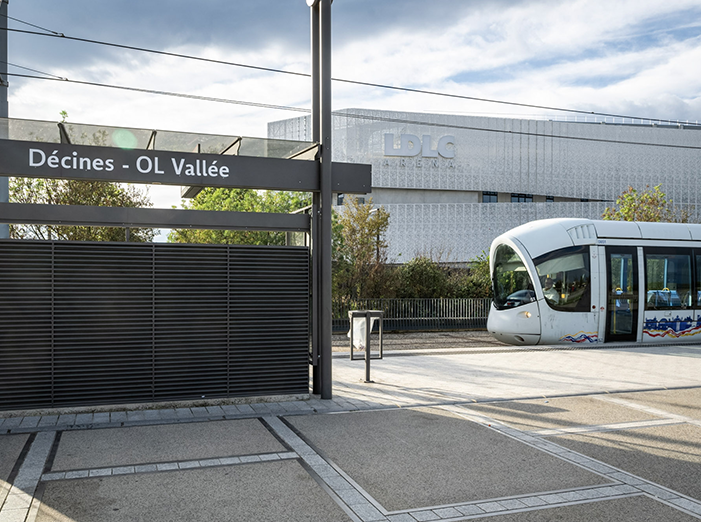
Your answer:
(1, 335), (701, 521)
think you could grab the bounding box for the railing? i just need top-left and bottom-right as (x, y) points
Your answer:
(332, 298), (492, 333)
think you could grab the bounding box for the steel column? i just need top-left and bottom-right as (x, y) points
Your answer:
(319, 0), (333, 399)
(310, 2), (321, 395)
(308, 0), (333, 399)
(0, 0), (9, 239)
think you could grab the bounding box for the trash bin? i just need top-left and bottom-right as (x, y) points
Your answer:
(348, 310), (383, 367)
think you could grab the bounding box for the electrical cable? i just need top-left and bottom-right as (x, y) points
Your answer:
(2, 14), (63, 36)
(2, 27), (311, 79)
(5, 73), (309, 113)
(0, 60), (65, 80)
(2, 20), (698, 127)
(6, 72), (701, 150)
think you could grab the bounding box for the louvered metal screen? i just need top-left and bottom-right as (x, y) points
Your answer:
(0, 241), (309, 411)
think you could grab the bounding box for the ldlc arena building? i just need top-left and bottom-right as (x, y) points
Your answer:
(270, 109), (701, 263)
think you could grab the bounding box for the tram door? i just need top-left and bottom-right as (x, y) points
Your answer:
(605, 247), (638, 342)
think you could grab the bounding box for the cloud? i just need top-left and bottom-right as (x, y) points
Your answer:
(7, 1), (701, 147)
(8, 0), (309, 70)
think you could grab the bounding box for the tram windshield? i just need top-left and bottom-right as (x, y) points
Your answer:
(534, 246), (591, 312)
(492, 244), (535, 310)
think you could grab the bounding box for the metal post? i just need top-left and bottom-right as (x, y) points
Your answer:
(307, 0), (333, 399)
(319, 0), (333, 399)
(310, 2), (321, 395)
(0, 0), (9, 239)
(364, 312), (372, 383)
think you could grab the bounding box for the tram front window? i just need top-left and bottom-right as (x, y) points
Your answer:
(492, 244), (535, 310)
(534, 246), (591, 312)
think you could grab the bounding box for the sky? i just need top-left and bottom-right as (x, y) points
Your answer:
(4, 0), (701, 217)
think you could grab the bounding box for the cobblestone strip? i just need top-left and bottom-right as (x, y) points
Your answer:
(442, 405), (701, 519)
(0, 400), (360, 435)
(386, 485), (641, 521)
(0, 431), (55, 522)
(40, 452), (298, 482)
(263, 415), (387, 522)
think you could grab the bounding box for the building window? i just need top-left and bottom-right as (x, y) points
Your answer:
(357, 197), (365, 204)
(336, 193), (344, 206)
(482, 191), (498, 203)
(580, 198), (589, 202)
(511, 193), (533, 203)
(546, 196), (555, 203)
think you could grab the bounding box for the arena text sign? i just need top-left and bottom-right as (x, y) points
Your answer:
(382, 133), (456, 168)
(384, 134), (455, 158)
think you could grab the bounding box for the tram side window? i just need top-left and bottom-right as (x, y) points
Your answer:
(492, 244), (535, 310)
(697, 255), (701, 308)
(534, 246), (590, 312)
(645, 251), (691, 310)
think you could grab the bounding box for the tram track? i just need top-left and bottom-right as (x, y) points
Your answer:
(332, 332), (701, 358)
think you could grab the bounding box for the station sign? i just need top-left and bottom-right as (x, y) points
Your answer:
(0, 139), (371, 194)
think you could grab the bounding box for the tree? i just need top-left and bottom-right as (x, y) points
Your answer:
(169, 188), (311, 245)
(602, 184), (690, 223)
(10, 178), (154, 242)
(333, 196), (394, 299)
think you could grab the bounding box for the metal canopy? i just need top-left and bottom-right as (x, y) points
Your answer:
(5, 117), (314, 158)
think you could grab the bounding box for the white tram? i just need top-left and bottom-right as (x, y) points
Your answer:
(488, 218), (701, 345)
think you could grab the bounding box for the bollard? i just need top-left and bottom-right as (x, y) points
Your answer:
(364, 311), (372, 382)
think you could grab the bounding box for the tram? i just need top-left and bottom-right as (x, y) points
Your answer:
(488, 218), (701, 345)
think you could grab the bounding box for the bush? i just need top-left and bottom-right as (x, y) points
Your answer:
(397, 257), (448, 298)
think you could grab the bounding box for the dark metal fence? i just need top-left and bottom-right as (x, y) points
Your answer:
(0, 241), (310, 411)
(332, 298), (491, 333)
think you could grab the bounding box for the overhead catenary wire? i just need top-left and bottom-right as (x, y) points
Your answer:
(0, 61), (65, 80)
(6, 71), (701, 151)
(1, 19), (699, 127)
(5, 72), (309, 113)
(2, 14), (63, 37)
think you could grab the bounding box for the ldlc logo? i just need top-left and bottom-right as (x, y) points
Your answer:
(384, 134), (455, 158)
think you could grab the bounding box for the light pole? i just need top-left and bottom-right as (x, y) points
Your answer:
(369, 208), (379, 263)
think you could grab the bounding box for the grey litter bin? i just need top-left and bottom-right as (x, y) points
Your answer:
(348, 310), (383, 382)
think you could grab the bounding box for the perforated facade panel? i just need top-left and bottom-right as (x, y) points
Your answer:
(270, 110), (701, 262)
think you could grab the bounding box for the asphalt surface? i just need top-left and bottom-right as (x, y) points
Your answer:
(1, 334), (701, 521)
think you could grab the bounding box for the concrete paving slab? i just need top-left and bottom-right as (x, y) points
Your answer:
(0, 434), (28, 482)
(485, 495), (699, 521)
(287, 407), (609, 512)
(462, 396), (660, 431)
(35, 460), (353, 522)
(333, 345), (701, 403)
(0, 434), (29, 499)
(612, 388), (701, 421)
(51, 418), (286, 471)
(547, 424), (701, 501)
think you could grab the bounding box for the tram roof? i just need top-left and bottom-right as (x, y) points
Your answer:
(495, 218), (701, 259)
